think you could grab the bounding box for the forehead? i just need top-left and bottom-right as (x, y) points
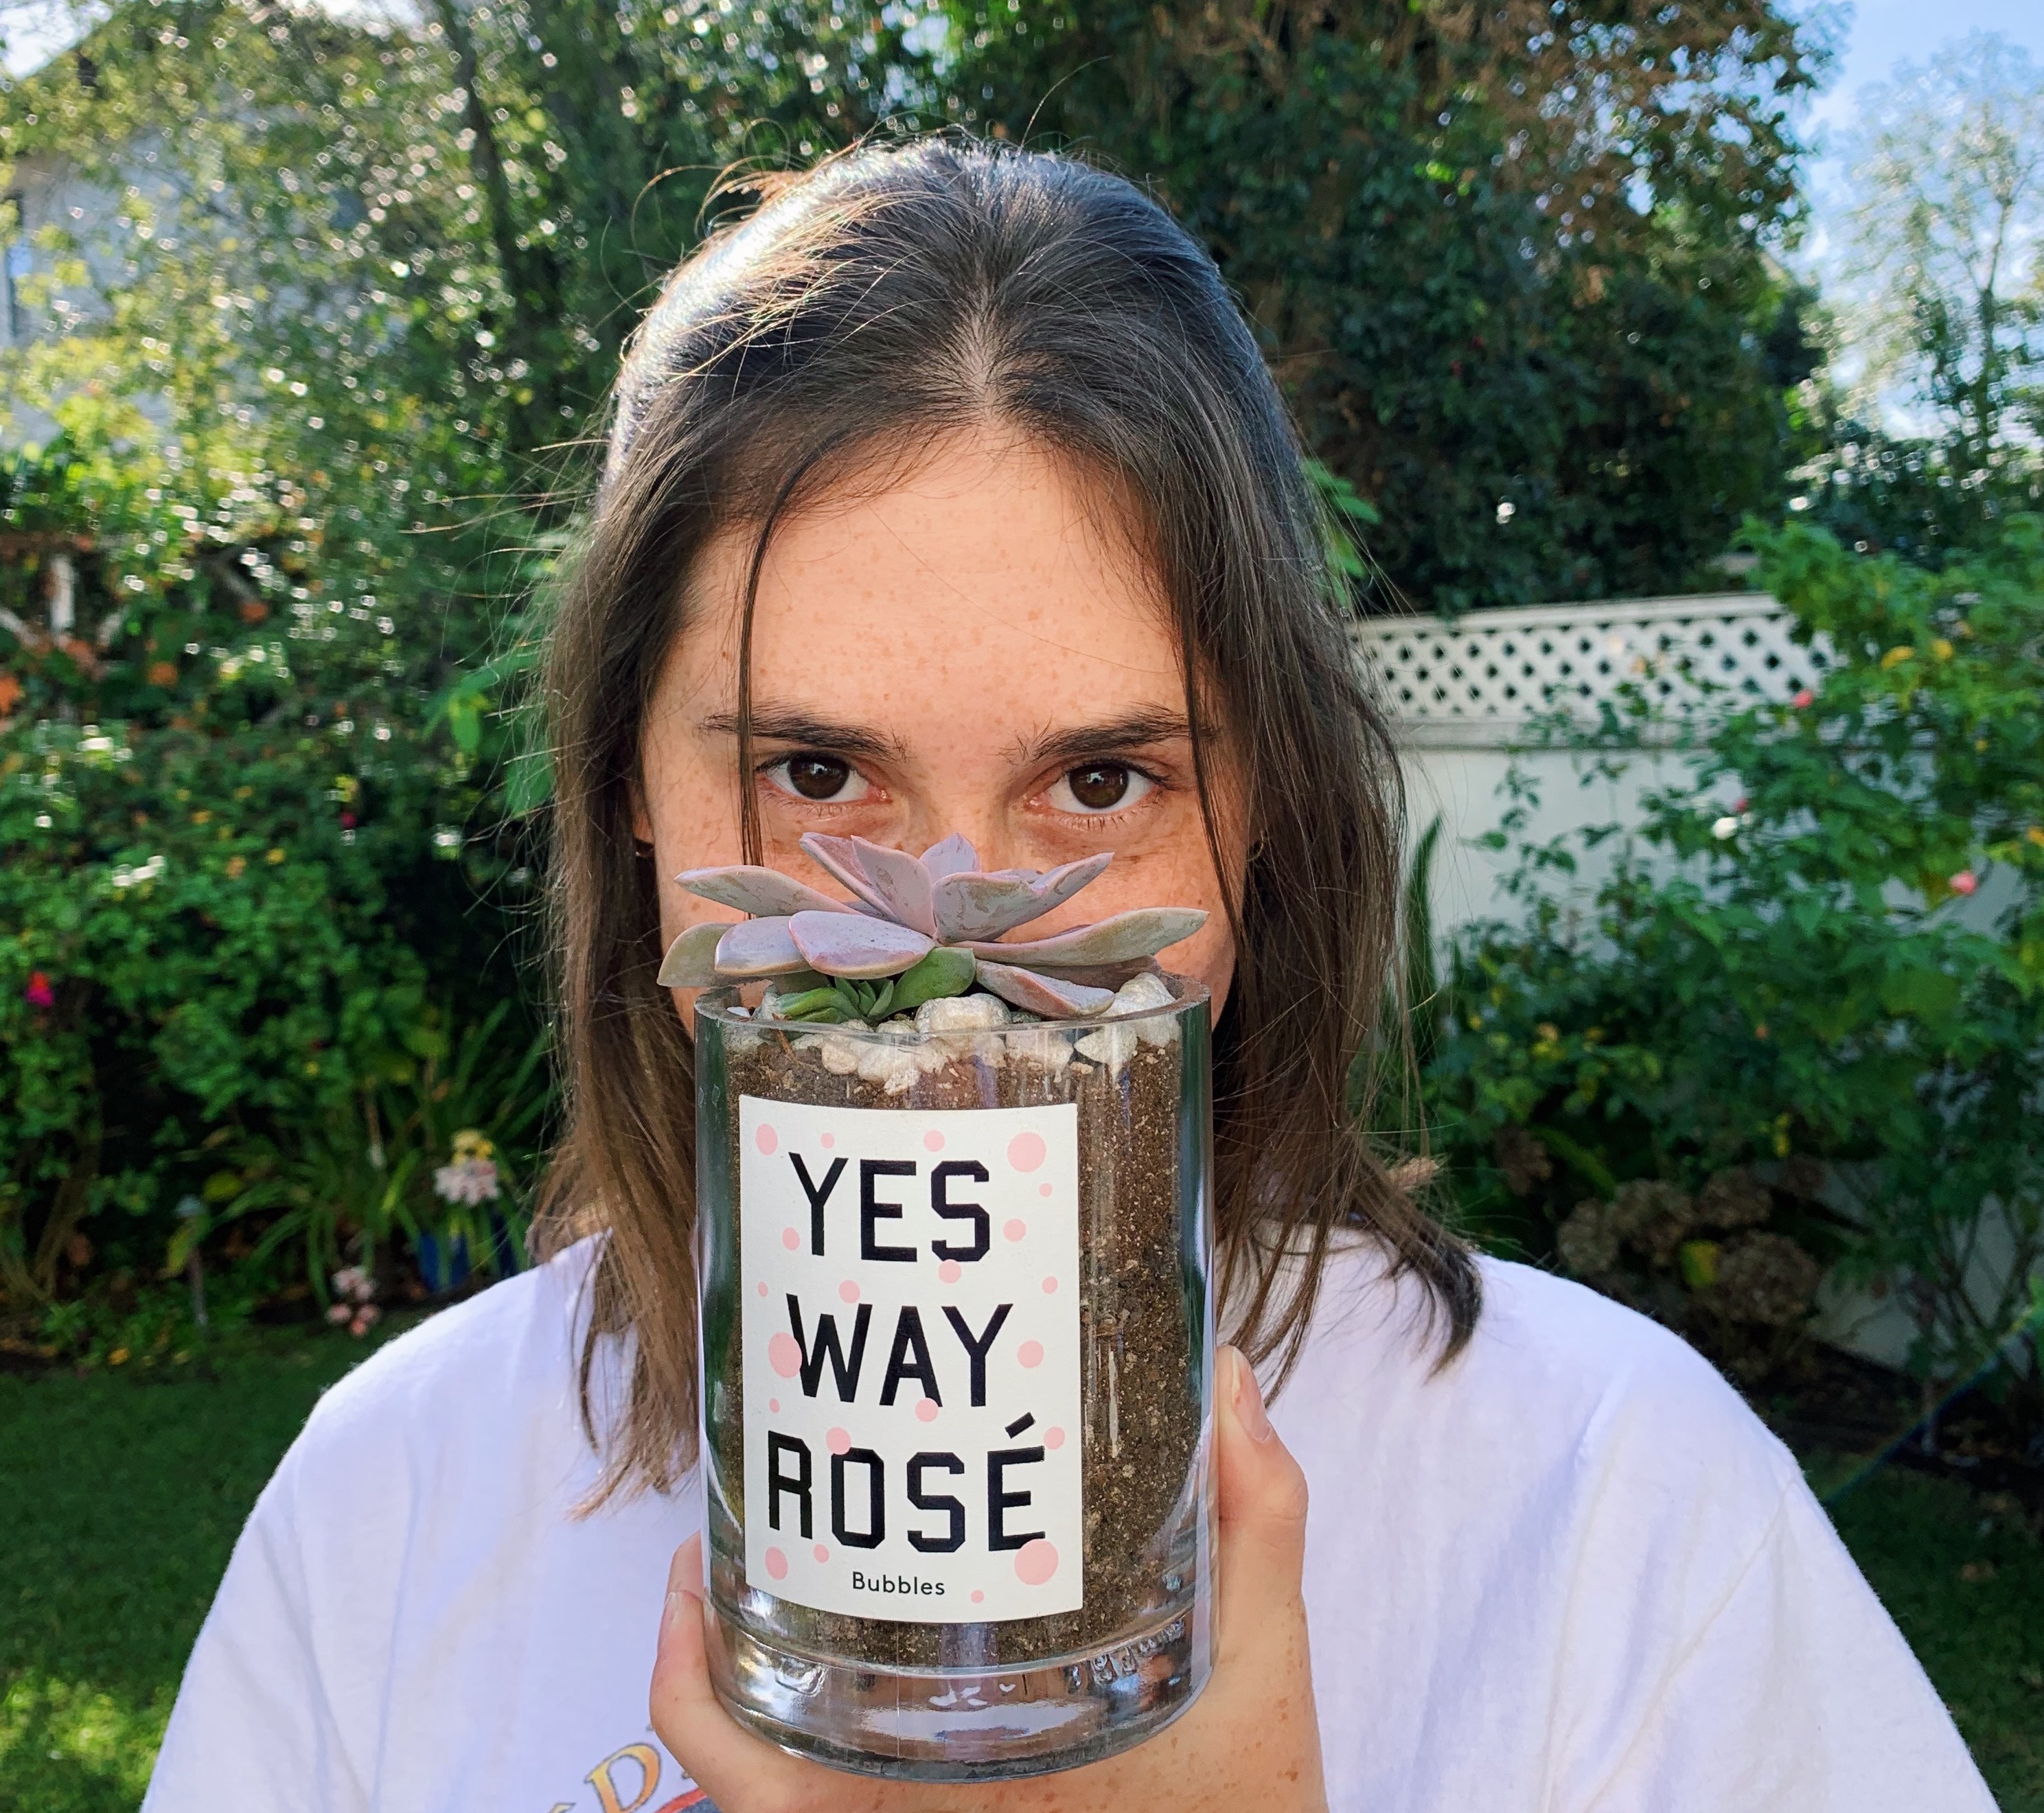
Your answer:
(676, 434), (1184, 732)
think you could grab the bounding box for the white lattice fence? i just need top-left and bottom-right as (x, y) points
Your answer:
(1353, 592), (1829, 747)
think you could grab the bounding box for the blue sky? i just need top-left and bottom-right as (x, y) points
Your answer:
(1798, 0), (2044, 209)
(1803, 0), (2044, 135)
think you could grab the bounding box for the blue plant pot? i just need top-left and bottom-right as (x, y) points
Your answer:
(416, 1232), (472, 1295)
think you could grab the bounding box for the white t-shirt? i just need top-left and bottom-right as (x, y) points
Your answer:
(143, 1238), (1994, 1812)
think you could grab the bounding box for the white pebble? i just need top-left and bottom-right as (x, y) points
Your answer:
(1005, 1027), (1074, 1074)
(915, 993), (1011, 1035)
(1110, 971), (1182, 1046)
(1076, 1021), (1138, 1072)
(1110, 972), (1175, 1016)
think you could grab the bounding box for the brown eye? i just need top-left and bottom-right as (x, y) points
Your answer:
(774, 753), (864, 802)
(1054, 761), (1156, 815)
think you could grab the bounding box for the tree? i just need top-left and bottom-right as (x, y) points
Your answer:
(948, 0), (1828, 610)
(1838, 34), (2044, 474)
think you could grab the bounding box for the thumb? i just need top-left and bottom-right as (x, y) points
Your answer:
(1213, 1343), (1311, 1652)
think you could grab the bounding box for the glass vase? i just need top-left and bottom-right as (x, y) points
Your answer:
(693, 979), (1215, 1779)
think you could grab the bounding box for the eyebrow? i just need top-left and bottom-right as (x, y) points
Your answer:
(699, 708), (910, 765)
(1020, 710), (1191, 768)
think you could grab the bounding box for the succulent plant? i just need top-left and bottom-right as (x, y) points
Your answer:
(656, 832), (1206, 1021)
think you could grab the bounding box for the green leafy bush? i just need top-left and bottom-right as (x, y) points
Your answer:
(0, 427), (546, 1327)
(1427, 516), (2044, 1402)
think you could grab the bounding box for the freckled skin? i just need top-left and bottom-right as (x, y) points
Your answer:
(639, 428), (1324, 1812)
(634, 429), (1245, 1022)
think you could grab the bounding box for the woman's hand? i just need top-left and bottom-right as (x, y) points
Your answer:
(651, 1345), (1327, 1812)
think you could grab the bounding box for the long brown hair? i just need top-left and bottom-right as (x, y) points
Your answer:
(538, 137), (1478, 1501)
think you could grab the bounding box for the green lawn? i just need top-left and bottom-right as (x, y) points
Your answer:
(3, 1336), (2041, 1811)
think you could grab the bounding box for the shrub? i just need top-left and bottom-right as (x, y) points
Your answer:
(1425, 516), (2044, 1403)
(0, 427), (545, 1326)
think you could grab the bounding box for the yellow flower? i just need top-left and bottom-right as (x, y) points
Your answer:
(1931, 638), (1954, 661)
(108, 1347), (130, 1367)
(1879, 646), (1915, 670)
(225, 855), (246, 878)
(1679, 1240), (1721, 1290)
(266, 847), (286, 864)
(1536, 1022), (1561, 1043)
(2028, 828), (2044, 848)
(191, 809), (211, 823)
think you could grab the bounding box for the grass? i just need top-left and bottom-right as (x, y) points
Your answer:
(0, 1324), (406, 1813)
(1830, 1468), (2044, 1808)
(2, 1336), (2041, 1812)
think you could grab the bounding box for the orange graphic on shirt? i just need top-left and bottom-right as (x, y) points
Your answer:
(549, 1738), (715, 1813)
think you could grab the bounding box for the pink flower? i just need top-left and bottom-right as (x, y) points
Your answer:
(1791, 689), (1815, 709)
(24, 972), (54, 1011)
(1733, 796), (1749, 814)
(1950, 870), (1979, 897)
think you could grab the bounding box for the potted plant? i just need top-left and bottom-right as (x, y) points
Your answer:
(668, 833), (1216, 1779)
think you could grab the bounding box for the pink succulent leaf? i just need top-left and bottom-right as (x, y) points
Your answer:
(930, 851), (1113, 943)
(974, 960), (1116, 1019)
(713, 916), (812, 979)
(1020, 958), (1156, 991)
(674, 865), (853, 919)
(656, 920), (727, 988)
(919, 833), (980, 881)
(798, 833), (892, 914)
(961, 906), (1207, 969)
(787, 910), (934, 979)
(849, 836), (938, 936)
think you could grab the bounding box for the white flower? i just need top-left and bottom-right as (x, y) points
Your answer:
(1711, 816), (1741, 840)
(433, 1156), (501, 1205)
(331, 1265), (375, 1303)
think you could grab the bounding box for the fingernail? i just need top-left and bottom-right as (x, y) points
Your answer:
(1230, 1347), (1274, 1442)
(663, 1586), (698, 1638)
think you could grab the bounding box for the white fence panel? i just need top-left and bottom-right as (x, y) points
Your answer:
(1353, 593), (1823, 934)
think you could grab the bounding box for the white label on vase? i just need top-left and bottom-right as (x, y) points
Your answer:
(739, 1095), (1083, 1622)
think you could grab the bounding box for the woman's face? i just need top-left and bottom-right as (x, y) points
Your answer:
(636, 429), (1245, 1024)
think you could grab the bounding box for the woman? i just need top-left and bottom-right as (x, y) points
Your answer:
(144, 139), (1991, 1813)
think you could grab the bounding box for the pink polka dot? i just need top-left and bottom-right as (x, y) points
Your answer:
(1039, 1182), (1053, 1197)
(764, 1546), (788, 1580)
(923, 1129), (945, 1151)
(820, 1132), (835, 1148)
(916, 1397), (939, 1422)
(768, 1333), (802, 1378)
(756, 1124), (779, 1156)
(1015, 1538), (1059, 1585)
(1042, 1276), (1058, 1294)
(781, 1226), (800, 1251)
(938, 1259), (963, 1284)
(757, 1281), (768, 1297)
(813, 1543), (831, 1564)
(1018, 1339), (1044, 1369)
(1007, 1131), (1046, 1173)
(827, 1427), (851, 1455)
(1002, 1218), (1027, 1243)
(971, 1589), (985, 1604)
(769, 1398), (781, 1413)
(1044, 1427), (1066, 1450)
(839, 1280), (860, 1304)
